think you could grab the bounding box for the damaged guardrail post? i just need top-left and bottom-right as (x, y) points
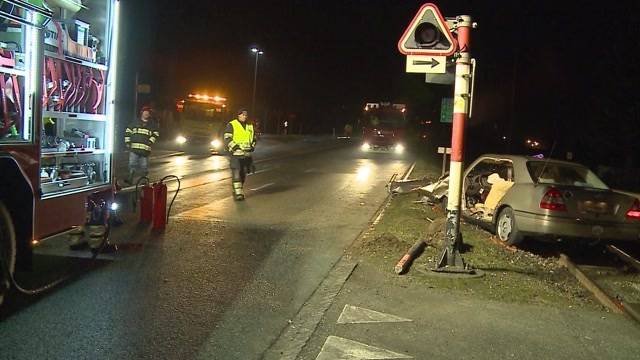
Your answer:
(395, 240), (427, 274)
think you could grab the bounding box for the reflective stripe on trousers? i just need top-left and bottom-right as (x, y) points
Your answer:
(232, 181), (244, 196)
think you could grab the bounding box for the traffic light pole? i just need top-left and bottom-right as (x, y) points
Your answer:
(435, 15), (476, 273)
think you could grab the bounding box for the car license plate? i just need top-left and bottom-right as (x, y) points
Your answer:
(579, 201), (612, 215)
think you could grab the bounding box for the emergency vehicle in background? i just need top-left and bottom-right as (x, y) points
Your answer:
(360, 102), (407, 154)
(174, 93), (228, 153)
(0, 0), (121, 307)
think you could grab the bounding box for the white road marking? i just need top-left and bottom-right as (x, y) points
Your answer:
(315, 336), (412, 360)
(337, 304), (412, 324)
(263, 261), (357, 360)
(305, 168), (317, 173)
(249, 182), (275, 192)
(249, 168), (271, 176)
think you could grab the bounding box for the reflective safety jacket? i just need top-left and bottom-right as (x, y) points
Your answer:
(125, 121), (159, 156)
(224, 119), (255, 156)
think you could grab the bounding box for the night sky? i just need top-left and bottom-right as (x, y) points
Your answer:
(123, 0), (640, 168)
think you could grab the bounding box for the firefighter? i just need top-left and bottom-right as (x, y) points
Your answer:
(224, 109), (256, 201)
(124, 106), (159, 184)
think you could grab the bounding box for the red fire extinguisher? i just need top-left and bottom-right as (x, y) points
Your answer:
(134, 177), (153, 223)
(140, 184), (154, 223)
(152, 181), (168, 230)
(151, 175), (180, 230)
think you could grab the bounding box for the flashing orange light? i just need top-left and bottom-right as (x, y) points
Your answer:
(186, 93), (227, 104)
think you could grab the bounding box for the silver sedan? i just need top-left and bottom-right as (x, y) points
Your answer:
(424, 154), (640, 245)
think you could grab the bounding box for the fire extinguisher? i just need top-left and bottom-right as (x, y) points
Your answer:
(134, 177), (153, 223)
(152, 175), (181, 230)
(140, 183), (154, 223)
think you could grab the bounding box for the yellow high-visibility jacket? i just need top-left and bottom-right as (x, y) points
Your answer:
(224, 119), (255, 156)
(125, 122), (159, 156)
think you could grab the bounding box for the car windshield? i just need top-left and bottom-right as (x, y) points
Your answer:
(527, 161), (609, 190)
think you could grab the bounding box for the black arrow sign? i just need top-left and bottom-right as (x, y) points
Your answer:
(412, 58), (440, 68)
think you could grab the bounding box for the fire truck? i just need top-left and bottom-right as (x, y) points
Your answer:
(174, 93), (228, 153)
(0, 0), (121, 307)
(360, 102), (407, 154)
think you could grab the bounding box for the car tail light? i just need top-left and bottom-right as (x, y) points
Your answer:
(540, 188), (567, 211)
(626, 199), (640, 220)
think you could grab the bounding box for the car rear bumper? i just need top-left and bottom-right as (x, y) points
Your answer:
(514, 210), (640, 242)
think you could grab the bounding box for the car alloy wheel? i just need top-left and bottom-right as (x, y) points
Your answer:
(496, 207), (523, 245)
(497, 212), (512, 241)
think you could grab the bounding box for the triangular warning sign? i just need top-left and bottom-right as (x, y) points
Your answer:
(398, 3), (456, 56)
(316, 336), (413, 360)
(337, 305), (413, 324)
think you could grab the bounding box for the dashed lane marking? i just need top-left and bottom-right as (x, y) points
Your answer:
(249, 168), (271, 176)
(315, 336), (412, 360)
(336, 304), (412, 324)
(250, 183), (275, 192)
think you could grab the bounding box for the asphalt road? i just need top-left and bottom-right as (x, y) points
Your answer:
(0, 139), (412, 360)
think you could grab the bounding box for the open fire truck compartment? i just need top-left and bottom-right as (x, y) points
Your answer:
(0, 1), (121, 282)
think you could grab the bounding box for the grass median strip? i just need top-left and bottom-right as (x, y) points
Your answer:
(351, 156), (601, 310)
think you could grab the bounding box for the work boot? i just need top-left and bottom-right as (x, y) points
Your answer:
(232, 181), (245, 201)
(87, 225), (106, 250)
(68, 226), (87, 250)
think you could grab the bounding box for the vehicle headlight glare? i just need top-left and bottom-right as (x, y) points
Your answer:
(110, 202), (119, 211)
(211, 139), (222, 149)
(176, 135), (187, 144)
(361, 143), (371, 151)
(395, 144), (405, 154)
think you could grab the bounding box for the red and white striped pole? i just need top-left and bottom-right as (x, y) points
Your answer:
(438, 15), (473, 269)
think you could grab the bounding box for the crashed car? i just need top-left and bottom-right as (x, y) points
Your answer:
(422, 154), (640, 245)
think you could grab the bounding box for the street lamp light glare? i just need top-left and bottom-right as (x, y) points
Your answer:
(258, 51), (264, 55)
(251, 48), (259, 53)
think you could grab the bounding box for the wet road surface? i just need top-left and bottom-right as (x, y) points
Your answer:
(0, 140), (411, 360)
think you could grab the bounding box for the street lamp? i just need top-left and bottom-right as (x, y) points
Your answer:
(250, 47), (264, 118)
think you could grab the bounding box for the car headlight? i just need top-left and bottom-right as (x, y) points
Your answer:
(361, 142), (371, 151)
(176, 135), (187, 144)
(210, 139), (222, 149)
(110, 202), (119, 211)
(395, 144), (405, 154)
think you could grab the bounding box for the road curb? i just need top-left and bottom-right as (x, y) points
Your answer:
(261, 160), (417, 360)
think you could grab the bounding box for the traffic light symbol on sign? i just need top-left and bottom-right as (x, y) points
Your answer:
(398, 3), (456, 56)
